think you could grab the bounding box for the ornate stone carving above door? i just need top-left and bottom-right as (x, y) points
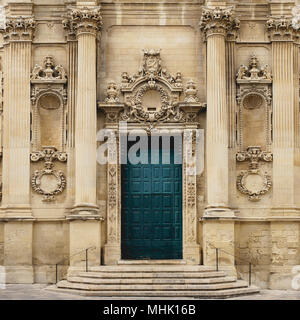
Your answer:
(98, 49), (205, 265)
(99, 49), (205, 130)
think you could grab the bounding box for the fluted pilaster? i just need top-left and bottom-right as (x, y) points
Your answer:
(1, 16), (35, 213)
(268, 23), (296, 208)
(200, 7), (239, 216)
(64, 7), (102, 214)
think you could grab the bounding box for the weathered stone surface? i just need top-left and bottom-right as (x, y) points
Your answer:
(0, 0), (299, 294)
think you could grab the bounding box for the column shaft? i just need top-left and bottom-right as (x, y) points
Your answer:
(206, 34), (228, 209)
(3, 41), (31, 210)
(74, 32), (98, 210)
(272, 41), (295, 208)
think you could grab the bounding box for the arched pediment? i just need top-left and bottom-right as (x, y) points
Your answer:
(98, 49), (205, 127)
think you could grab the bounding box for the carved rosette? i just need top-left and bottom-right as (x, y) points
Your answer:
(63, 7), (102, 38)
(0, 16), (36, 42)
(236, 146), (272, 201)
(266, 16), (299, 41)
(30, 147), (67, 201)
(199, 6), (240, 39)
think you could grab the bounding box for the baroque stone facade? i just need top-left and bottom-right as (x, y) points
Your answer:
(0, 0), (299, 291)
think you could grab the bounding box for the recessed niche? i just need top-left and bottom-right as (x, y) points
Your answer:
(37, 93), (62, 149)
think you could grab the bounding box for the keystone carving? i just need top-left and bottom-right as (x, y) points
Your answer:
(199, 6), (240, 39)
(30, 147), (67, 202)
(0, 16), (36, 41)
(236, 146), (272, 201)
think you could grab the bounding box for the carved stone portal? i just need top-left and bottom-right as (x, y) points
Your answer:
(98, 49), (205, 265)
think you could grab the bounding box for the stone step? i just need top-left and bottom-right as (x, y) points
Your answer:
(67, 276), (237, 285)
(57, 279), (248, 291)
(49, 284), (259, 298)
(88, 265), (217, 273)
(77, 271), (227, 279)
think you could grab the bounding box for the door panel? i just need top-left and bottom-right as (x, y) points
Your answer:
(121, 137), (182, 259)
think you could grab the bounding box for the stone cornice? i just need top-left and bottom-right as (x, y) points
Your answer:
(0, 16), (36, 42)
(62, 6), (102, 39)
(199, 6), (240, 39)
(266, 16), (300, 42)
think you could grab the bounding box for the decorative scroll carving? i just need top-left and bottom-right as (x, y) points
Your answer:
(184, 130), (197, 244)
(108, 166), (117, 209)
(121, 49), (183, 90)
(30, 147), (67, 201)
(0, 16), (36, 41)
(31, 56), (67, 82)
(121, 82), (184, 124)
(63, 6), (102, 37)
(199, 6), (240, 39)
(266, 16), (299, 41)
(106, 132), (119, 244)
(31, 56), (67, 151)
(99, 49), (205, 129)
(236, 146), (272, 201)
(236, 55), (272, 82)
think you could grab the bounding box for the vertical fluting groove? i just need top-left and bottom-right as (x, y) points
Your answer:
(206, 33), (228, 207)
(272, 41), (295, 207)
(6, 41), (31, 204)
(75, 33), (97, 206)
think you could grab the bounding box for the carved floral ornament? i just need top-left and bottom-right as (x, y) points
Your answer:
(266, 15), (300, 41)
(62, 6), (102, 37)
(236, 55), (272, 109)
(0, 16), (36, 41)
(30, 56), (68, 106)
(99, 49), (205, 128)
(199, 6), (240, 39)
(236, 147), (272, 202)
(30, 147), (67, 202)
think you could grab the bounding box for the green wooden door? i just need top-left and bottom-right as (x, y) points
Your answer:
(121, 138), (182, 259)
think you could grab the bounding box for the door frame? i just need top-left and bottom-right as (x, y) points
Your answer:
(102, 122), (204, 265)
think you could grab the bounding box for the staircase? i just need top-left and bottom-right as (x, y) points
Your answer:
(50, 263), (259, 298)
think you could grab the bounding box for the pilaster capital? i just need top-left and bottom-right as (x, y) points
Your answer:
(0, 16), (36, 42)
(199, 6), (240, 40)
(62, 6), (102, 39)
(266, 16), (299, 42)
